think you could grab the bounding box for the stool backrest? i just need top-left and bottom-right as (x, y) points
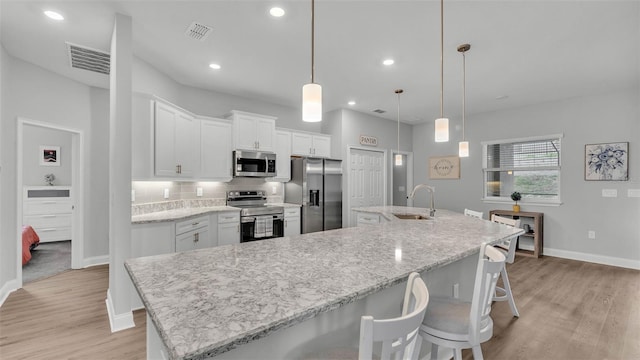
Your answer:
(469, 243), (506, 345)
(490, 214), (521, 263)
(359, 272), (429, 360)
(464, 208), (484, 219)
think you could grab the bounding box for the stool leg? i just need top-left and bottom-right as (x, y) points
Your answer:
(471, 345), (484, 360)
(453, 348), (463, 360)
(430, 343), (439, 360)
(501, 267), (520, 317)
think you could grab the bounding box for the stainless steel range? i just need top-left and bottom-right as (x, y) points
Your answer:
(227, 191), (284, 242)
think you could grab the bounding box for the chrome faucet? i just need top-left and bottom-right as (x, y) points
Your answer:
(409, 184), (436, 217)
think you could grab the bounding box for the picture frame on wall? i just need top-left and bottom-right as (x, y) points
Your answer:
(585, 142), (628, 181)
(40, 145), (60, 166)
(429, 155), (460, 179)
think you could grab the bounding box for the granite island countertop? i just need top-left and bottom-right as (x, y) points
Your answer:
(125, 208), (523, 360)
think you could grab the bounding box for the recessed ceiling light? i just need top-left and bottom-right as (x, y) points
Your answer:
(209, 63), (221, 70)
(383, 59), (395, 66)
(496, 95), (509, 100)
(348, 101), (356, 106)
(44, 10), (64, 21)
(270, 7), (285, 17)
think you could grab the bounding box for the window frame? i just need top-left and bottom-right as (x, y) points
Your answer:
(481, 133), (563, 206)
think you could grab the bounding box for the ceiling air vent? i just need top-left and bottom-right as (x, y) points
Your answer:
(185, 22), (213, 41)
(66, 42), (110, 75)
(372, 109), (386, 114)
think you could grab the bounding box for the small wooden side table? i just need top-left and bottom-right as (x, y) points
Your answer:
(490, 210), (543, 258)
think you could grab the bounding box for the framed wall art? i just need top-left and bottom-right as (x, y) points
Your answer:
(40, 145), (60, 166)
(429, 155), (460, 179)
(585, 142), (628, 181)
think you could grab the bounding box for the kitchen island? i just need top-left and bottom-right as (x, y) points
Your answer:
(125, 208), (523, 360)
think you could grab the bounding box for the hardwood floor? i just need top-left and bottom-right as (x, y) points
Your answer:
(0, 265), (145, 360)
(0, 257), (638, 360)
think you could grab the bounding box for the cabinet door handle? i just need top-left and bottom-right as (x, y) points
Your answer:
(285, 220), (288, 227)
(192, 222), (200, 226)
(237, 224), (240, 232)
(257, 141), (260, 149)
(176, 165), (180, 174)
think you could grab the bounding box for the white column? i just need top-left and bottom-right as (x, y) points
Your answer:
(106, 13), (134, 332)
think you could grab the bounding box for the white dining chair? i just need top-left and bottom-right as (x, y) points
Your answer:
(296, 272), (430, 360)
(490, 214), (521, 317)
(417, 243), (506, 360)
(464, 209), (484, 219)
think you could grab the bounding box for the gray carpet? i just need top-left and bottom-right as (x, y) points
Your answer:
(22, 240), (71, 284)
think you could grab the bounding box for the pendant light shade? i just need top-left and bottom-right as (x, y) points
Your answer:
(302, 0), (321, 122)
(434, 0), (449, 142)
(395, 89), (404, 166)
(435, 118), (449, 142)
(458, 43), (471, 157)
(303, 83), (322, 122)
(458, 141), (469, 157)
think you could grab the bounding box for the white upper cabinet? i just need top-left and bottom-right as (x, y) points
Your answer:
(228, 110), (276, 152)
(291, 131), (331, 158)
(269, 130), (292, 182)
(154, 101), (196, 178)
(199, 117), (233, 181)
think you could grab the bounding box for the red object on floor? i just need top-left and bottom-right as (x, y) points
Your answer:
(22, 225), (40, 265)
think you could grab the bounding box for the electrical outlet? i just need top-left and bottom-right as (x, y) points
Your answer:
(131, 190), (135, 202)
(453, 283), (460, 299)
(271, 185), (277, 195)
(196, 187), (203, 197)
(588, 230), (596, 239)
(628, 189), (640, 198)
(602, 189), (617, 197)
(163, 188), (170, 199)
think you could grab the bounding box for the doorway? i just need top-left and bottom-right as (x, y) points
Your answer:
(16, 118), (84, 288)
(391, 151), (413, 207)
(347, 147), (386, 226)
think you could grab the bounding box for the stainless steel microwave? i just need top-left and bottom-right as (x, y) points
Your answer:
(233, 150), (277, 177)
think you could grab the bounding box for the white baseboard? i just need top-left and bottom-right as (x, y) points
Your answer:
(544, 248), (640, 270)
(83, 255), (109, 268)
(0, 279), (19, 308)
(106, 288), (136, 332)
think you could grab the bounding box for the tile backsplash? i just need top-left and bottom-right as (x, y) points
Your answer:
(131, 178), (284, 206)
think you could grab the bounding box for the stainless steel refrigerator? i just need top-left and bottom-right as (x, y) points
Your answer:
(285, 157), (342, 234)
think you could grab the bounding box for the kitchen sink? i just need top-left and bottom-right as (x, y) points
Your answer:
(393, 213), (430, 220)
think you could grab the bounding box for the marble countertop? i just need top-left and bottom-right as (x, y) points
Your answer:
(131, 206), (241, 224)
(125, 208), (523, 360)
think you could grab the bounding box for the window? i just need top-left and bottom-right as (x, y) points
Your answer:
(482, 134), (562, 204)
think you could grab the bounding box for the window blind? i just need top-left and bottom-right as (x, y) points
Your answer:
(486, 138), (560, 171)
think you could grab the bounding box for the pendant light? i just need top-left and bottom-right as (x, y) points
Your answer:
(458, 43), (470, 157)
(302, 0), (322, 122)
(434, 0), (448, 142)
(395, 89), (404, 166)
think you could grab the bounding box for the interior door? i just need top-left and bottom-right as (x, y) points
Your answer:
(349, 148), (385, 226)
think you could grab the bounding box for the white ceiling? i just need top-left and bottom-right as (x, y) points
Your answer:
(1, 1), (638, 124)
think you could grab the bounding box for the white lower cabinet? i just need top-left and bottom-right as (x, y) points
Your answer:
(217, 211), (240, 246)
(175, 216), (212, 252)
(356, 212), (381, 226)
(284, 207), (301, 237)
(131, 221), (175, 309)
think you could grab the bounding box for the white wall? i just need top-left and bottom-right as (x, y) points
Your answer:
(22, 125), (73, 186)
(1, 49), (96, 289)
(413, 89), (640, 267)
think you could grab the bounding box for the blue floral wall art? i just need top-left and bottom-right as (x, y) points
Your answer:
(585, 142), (628, 181)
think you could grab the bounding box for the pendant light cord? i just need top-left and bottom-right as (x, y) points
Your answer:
(439, 0), (444, 118)
(311, 0), (315, 84)
(462, 50), (466, 141)
(396, 90), (402, 155)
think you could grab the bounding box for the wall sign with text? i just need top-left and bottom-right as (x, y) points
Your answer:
(429, 155), (460, 179)
(359, 135), (378, 147)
